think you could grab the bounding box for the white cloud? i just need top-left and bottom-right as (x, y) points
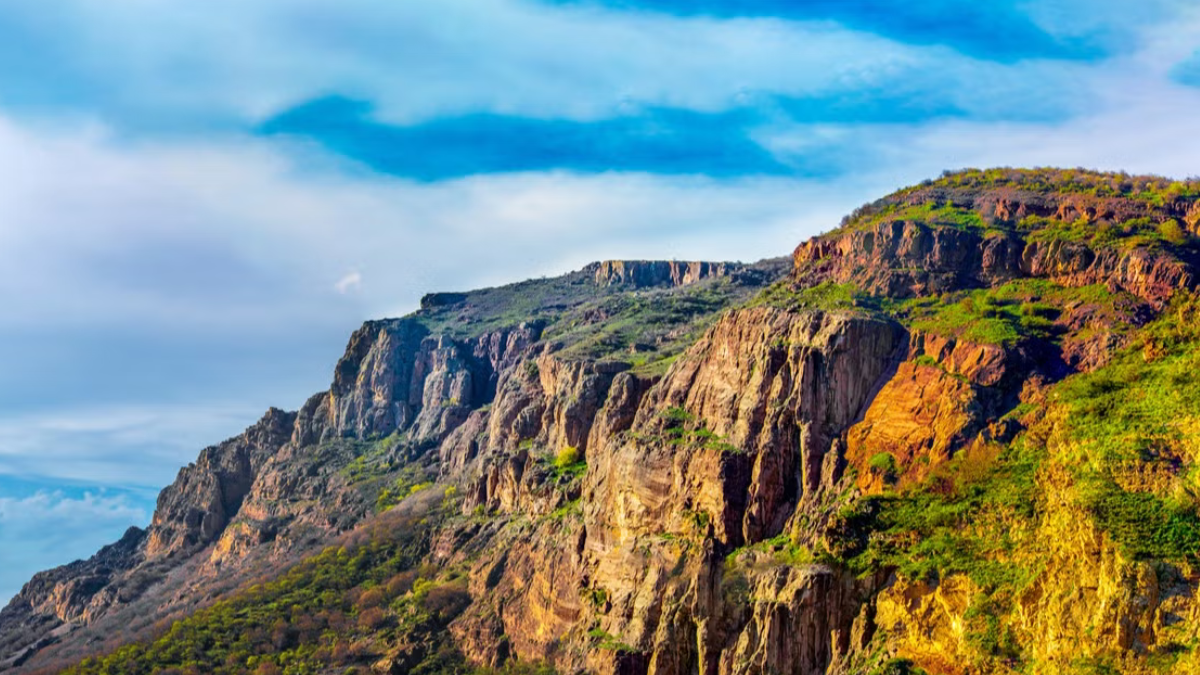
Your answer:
(0, 0), (1096, 129)
(0, 115), (853, 330)
(0, 403), (270, 487)
(0, 490), (150, 607)
(0, 491), (146, 527)
(335, 271), (363, 295)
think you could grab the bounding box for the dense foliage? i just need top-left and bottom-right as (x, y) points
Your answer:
(56, 503), (551, 675)
(838, 293), (1200, 671)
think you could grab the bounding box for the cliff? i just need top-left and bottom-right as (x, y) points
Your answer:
(6, 168), (1200, 675)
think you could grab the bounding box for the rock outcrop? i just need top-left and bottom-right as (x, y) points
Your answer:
(592, 260), (739, 288)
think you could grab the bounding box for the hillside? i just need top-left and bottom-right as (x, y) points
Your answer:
(5, 168), (1200, 674)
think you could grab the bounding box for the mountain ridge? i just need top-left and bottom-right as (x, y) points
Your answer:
(6, 168), (1200, 674)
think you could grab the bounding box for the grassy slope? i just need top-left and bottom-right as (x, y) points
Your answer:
(838, 295), (1200, 672)
(412, 259), (788, 374)
(55, 496), (558, 675)
(838, 168), (1200, 253)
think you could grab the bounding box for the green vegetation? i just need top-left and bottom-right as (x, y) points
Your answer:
(375, 465), (438, 512)
(62, 511), (445, 675)
(897, 279), (1127, 347)
(579, 586), (608, 609)
(1037, 295), (1200, 561)
(753, 281), (867, 314)
(842, 200), (988, 235)
(906, 290), (1053, 347)
(867, 452), (898, 481)
(849, 439), (1042, 587)
(866, 659), (930, 675)
(552, 446), (585, 478)
(586, 629), (636, 654)
(545, 276), (762, 371)
(1080, 478), (1200, 561)
(413, 259), (787, 373)
(1052, 294), (1200, 467)
(681, 508), (712, 535)
(1019, 213), (1193, 251)
(59, 501), (555, 675)
(726, 532), (817, 569)
(646, 406), (741, 454)
(895, 168), (1200, 203)
(836, 168), (1200, 253)
(840, 292), (1200, 667)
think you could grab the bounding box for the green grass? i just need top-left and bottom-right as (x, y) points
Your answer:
(726, 532), (816, 569)
(868, 452), (898, 480)
(844, 420), (1044, 582)
(1052, 294), (1200, 466)
(63, 511), (448, 675)
(1079, 478), (1200, 561)
(643, 407), (741, 455)
(908, 293), (1026, 346)
(843, 201), (988, 234)
(586, 629), (636, 654)
(886, 168), (1200, 203)
(752, 281), (868, 313)
(412, 259), (786, 369)
(899, 279), (1125, 347)
(835, 168), (1199, 253)
(835, 292), (1200, 668)
(546, 275), (764, 364)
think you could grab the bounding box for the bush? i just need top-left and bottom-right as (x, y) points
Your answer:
(868, 452), (898, 480)
(554, 446), (581, 470)
(551, 446), (586, 480)
(1080, 479), (1200, 561)
(1159, 219), (1188, 245)
(357, 607), (387, 631)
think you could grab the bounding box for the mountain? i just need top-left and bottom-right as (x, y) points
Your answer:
(4, 168), (1200, 675)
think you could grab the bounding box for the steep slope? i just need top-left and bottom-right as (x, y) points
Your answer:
(6, 168), (1200, 675)
(0, 258), (786, 673)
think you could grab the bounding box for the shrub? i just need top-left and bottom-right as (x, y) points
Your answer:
(357, 587), (386, 609)
(551, 446), (586, 480)
(868, 452), (898, 480)
(356, 607), (387, 631)
(1080, 479), (1200, 562)
(554, 446), (581, 470)
(421, 585), (472, 625)
(1159, 219), (1188, 245)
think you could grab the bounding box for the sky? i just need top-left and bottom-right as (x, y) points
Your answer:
(2, 0), (1200, 606)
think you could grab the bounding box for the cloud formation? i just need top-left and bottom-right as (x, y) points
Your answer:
(0, 0), (1109, 134)
(0, 489), (150, 606)
(262, 98), (790, 180)
(544, 0), (1102, 61)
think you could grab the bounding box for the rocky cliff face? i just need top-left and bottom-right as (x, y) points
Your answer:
(793, 179), (1199, 305)
(591, 260), (740, 288)
(7, 169), (1200, 675)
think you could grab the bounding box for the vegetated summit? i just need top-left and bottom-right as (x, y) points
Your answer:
(5, 167), (1200, 675)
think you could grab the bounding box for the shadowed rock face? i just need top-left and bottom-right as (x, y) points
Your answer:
(7, 171), (1200, 675)
(146, 407), (297, 559)
(592, 260), (740, 289)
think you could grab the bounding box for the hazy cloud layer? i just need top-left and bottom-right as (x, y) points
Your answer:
(0, 489), (150, 606)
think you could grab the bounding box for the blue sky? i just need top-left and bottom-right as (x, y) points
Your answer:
(1, 0), (1200, 605)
